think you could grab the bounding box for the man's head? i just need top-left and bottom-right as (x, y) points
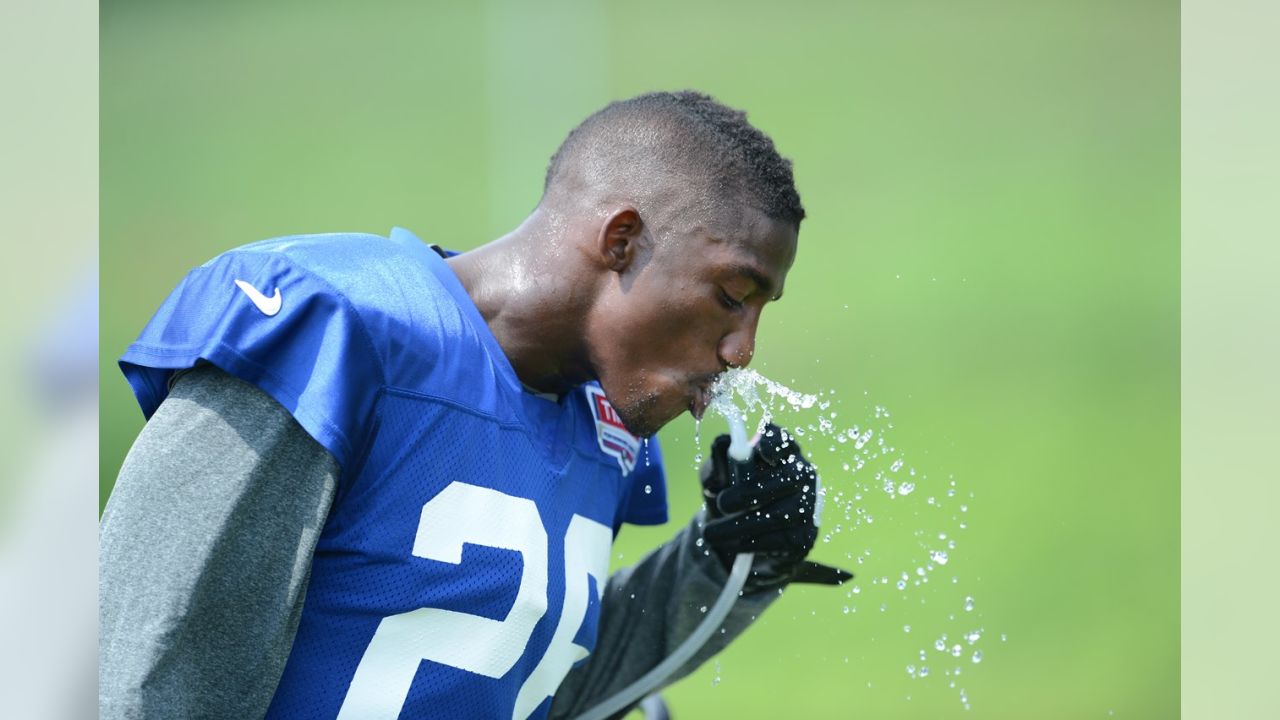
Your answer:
(540, 91), (805, 436)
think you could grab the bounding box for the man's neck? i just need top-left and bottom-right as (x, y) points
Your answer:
(445, 216), (597, 396)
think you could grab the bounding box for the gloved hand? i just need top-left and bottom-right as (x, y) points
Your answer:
(700, 423), (853, 591)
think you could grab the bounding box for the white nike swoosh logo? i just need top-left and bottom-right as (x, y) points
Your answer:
(234, 279), (282, 316)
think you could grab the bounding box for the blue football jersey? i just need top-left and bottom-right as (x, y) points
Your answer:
(120, 228), (669, 719)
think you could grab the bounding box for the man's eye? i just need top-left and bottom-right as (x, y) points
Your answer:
(719, 288), (745, 310)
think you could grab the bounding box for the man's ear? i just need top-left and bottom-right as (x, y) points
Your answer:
(597, 208), (644, 272)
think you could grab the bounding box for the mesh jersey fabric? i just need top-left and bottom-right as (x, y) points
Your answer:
(119, 228), (668, 719)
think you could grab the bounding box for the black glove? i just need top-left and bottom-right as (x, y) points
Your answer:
(700, 423), (853, 592)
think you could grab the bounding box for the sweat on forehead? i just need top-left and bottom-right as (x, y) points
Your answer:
(540, 91), (806, 231)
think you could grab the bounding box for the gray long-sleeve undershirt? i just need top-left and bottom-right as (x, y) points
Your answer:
(100, 366), (777, 719)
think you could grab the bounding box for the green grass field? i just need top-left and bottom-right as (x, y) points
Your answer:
(101, 1), (1178, 716)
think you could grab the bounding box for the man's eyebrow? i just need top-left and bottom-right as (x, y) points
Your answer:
(731, 264), (784, 301)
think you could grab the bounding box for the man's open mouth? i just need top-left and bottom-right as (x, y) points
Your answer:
(689, 384), (713, 420)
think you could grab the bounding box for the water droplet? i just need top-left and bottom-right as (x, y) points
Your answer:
(965, 631), (981, 645)
(918, 666), (930, 677)
(643, 484), (652, 495)
(700, 605), (708, 613)
(854, 429), (873, 450)
(695, 537), (704, 547)
(964, 596), (975, 612)
(951, 644), (963, 658)
(903, 625), (911, 633)
(971, 651), (983, 664)
(843, 606), (851, 615)
(930, 551), (949, 566)
(897, 482), (915, 496)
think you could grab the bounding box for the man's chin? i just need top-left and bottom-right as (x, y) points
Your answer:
(615, 409), (662, 439)
(613, 397), (678, 439)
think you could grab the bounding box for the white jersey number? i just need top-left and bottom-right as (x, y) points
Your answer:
(337, 482), (612, 720)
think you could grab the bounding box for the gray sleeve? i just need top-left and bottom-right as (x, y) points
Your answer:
(548, 513), (780, 719)
(99, 365), (340, 720)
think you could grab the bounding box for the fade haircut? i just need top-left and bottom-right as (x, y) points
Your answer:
(542, 91), (805, 231)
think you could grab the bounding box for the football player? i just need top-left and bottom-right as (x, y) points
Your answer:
(100, 91), (848, 719)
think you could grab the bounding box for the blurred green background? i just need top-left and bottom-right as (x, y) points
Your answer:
(101, 0), (1178, 717)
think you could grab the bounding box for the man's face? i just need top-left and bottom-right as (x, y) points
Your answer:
(588, 208), (798, 437)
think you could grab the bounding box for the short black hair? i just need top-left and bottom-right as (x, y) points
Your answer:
(543, 91), (805, 229)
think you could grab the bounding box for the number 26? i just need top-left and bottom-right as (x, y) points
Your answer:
(338, 482), (612, 720)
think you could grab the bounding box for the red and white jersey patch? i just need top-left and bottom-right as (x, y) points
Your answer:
(584, 385), (640, 475)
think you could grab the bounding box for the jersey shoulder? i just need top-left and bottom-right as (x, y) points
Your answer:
(120, 228), (491, 470)
(226, 228), (508, 401)
(225, 229), (456, 359)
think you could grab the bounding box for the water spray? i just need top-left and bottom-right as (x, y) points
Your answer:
(579, 367), (982, 715)
(574, 395), (756, 720)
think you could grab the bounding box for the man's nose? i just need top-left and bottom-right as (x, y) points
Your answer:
(718, 320), (758, 369)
